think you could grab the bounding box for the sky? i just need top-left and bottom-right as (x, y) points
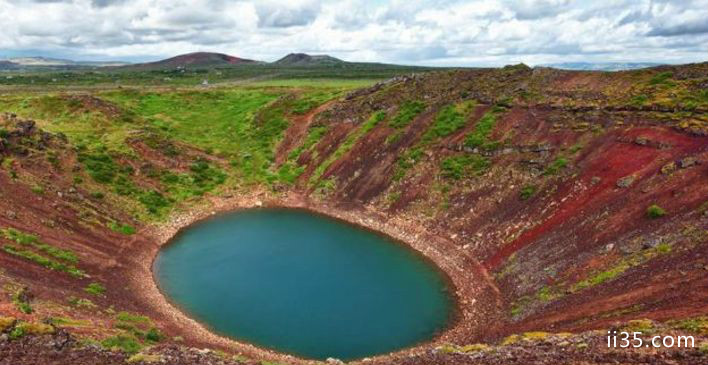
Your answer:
(0, 0), (706, 66)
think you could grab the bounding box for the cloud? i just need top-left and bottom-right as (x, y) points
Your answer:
(255, 0), (320, 27)
(0, 0), (706, 66)
(648, 19), (708, 37)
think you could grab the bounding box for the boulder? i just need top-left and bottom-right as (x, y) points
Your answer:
(616, 175), (635, 188)
(678, 157), (698, 168)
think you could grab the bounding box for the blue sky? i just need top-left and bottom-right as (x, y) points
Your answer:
(0, 0), (706, 66)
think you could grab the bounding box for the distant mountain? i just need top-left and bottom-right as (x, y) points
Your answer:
(275, 53), (345, 66)
(120, 52), (260, 71)
(541, 62), (662, 71)
(8, 57), (128, 67)
(0, 60), (19, 70)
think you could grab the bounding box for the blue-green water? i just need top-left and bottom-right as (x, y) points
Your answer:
(154, 208), (453, 360)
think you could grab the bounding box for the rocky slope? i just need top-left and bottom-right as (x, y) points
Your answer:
(1, 63), (707, 364)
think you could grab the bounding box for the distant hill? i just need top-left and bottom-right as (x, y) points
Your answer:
(0, 60), (19, 70)
(8, 57), (128, 67)
(541, 62), (662, 71)
(120, 52), (260, 71)
(275, 53), (346, 66)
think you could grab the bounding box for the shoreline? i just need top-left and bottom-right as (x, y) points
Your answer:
(128, 189), (502, 364)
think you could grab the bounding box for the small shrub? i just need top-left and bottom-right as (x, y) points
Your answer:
(145, 327), (163, 343)
(16, 302), (32, 314)
(30, 184), (44, 195)
(138, 190), (170, 215)
(85, 282), (106, 296)
(655, 242), (672, 254)
(78, 152), (118, 184)
(631, 94), (649, 106)
(0, 316), (16, 332)
(649, 72), (674, 86)
(109, 222), (136, 235)
(646, 204), (666, 219)
(544, 157), (568, 175)
(101, 334), (142, 354)
(9, 326), (25, 340)
(520, 185), (537, 200)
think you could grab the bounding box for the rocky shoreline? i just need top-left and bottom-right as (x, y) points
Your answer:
(126, 189), (501, 364)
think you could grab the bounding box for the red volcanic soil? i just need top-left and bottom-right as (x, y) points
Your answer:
(485, 127), (708, 270)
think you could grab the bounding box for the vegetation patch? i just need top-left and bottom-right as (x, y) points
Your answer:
(544, 157), (568, 175)
(12, 288), (32, 314)
(109, 222), (136, 235)
(85, 282), (106, 296)
(623, 319), (655, 335)
(646, 204), (666, 219)
(2, 245), (84, 277)
(670, 316), (708, 336)
(571, 242), (672, 292)
(424, 100), (475, 142)
(0, 316), (16, 332)
(440, 154), (490, 179)
(389, 100), (425, 129)
(520, 184), (537, 200)
(102, 334), (142, 354)
(464, 106), (504, 150)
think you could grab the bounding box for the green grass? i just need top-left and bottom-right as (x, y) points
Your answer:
(109, 222), (136, 235)
(520, 185), (537, 200)
(12, 289), (32, 314)
(102, 334), (142, 354)
(116, 312), (151, 324)
(670, 316), (708, 335)
(646, 204), (666, 219)
(389, 101), (425, 129)
(423, 100), (475, 142)
(1, 228), (79, 264)
(290, 90), (341, 115)
(464, 112), (497, 149)
(544, 157), (568, 175)
(649, 72), (675, 87)
(2, 245), (84, 277)
(393, 147), (424, 181)
(440, 155), (490, 179)
(84, 282), (106, 296)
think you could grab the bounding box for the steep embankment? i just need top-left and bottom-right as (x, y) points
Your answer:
(1, 65), (707, 364)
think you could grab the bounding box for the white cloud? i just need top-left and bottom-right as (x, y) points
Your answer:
(0, 0), (705, 66)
